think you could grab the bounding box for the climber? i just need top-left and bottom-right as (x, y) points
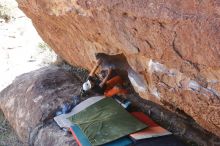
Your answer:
(82, 59), (128, 97)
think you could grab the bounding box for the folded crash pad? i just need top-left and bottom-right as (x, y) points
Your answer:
(131, 135), (187, 146)
(70, 124), (133, 146)
(70, 125), (92, 146)
(130, 112), (171, 140)
(68, 98), (147, 146)
(103, 137), (133, 146)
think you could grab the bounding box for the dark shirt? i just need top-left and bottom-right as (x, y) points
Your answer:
(88, 76), (106, 94)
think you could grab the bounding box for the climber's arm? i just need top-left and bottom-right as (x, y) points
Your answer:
(89, 59), (102, 77)
(99, 68), (112, 88)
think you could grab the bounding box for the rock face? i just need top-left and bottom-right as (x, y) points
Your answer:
(0, 66), (80, 145)
(33, 123), (76, 146)
(17, 0), (220, 137)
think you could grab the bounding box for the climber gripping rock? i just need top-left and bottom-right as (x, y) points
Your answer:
(82, 59), (128, 97)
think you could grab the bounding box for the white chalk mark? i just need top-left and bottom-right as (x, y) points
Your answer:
(33, 95), (43, 103)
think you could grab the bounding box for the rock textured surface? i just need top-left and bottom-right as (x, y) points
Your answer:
(0, 66), (80, 145)
(17, 0), (220, 137)
(33, 123), (76, 146)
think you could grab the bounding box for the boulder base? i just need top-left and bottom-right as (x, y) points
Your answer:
(0, 65), (80, 145)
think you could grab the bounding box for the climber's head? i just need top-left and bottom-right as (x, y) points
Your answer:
(82, 80), (92, 91)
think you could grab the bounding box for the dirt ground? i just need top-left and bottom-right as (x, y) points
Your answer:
(0, 0), (57, 91)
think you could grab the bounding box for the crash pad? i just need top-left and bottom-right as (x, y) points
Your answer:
(130, 112), (171, 140)
(54, 96), (104, 128)
(131, 135), (187, 146)
(70, 125), (91, 146)
(68, 98), (147, 146)
(103, 137), (133, 146)
(70, 124), (133, 146)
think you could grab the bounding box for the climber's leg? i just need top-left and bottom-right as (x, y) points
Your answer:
(105, 76), (123, 90)
(104, 87), (128, 97)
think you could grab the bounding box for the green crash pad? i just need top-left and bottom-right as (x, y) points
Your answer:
(68, 98), (147, 146)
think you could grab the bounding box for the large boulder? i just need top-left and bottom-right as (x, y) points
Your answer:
(0, 65), (80, 145)
(17, 0), (220, 137)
